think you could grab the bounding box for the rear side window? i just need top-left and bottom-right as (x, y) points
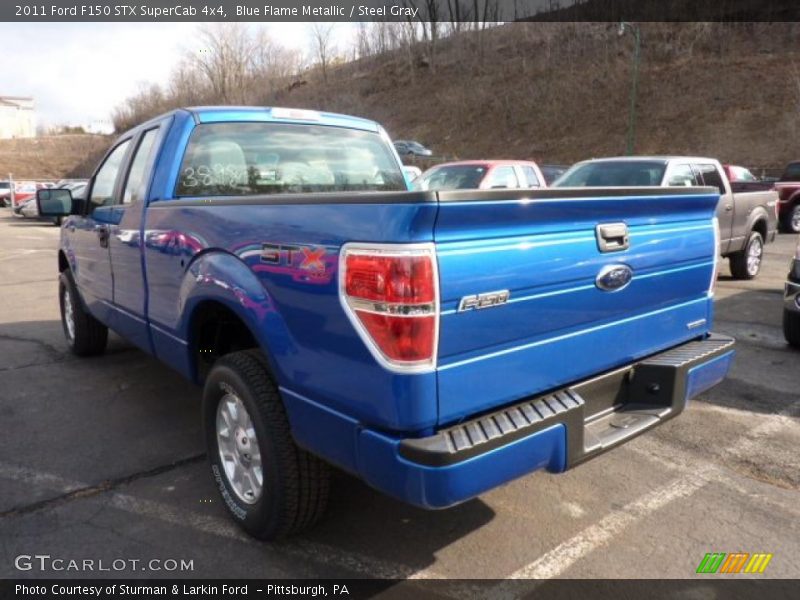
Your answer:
(694, 164), (726, 194)
(176, 123), (405, 197)
(521, 166), (541, 188)
(123, 129), (159, 204)
(486, 166), (519, 189)
(666, 164), (701, 186)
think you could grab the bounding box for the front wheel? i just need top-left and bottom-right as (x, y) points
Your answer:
(729, 231), (764, 280)
(59, 270), (108, 356)
(203, 350), (330, 539)
(784, 308), (800, 349)
(781, 204), (800, 234)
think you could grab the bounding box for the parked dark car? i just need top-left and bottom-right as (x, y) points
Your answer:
(774, 161), (800, 233)
(540, 165), (570, 186)
(784, 236), (800, 348)
(393, 140), (433, 158)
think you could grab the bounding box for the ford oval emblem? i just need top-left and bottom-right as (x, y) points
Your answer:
(596, 264), (633, 292)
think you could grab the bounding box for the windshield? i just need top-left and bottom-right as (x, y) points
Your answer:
(415, 164), (487, 191)
(176, 122), (406, 197)
(553, 160), (667, 187)
(780, 162), (800, 182)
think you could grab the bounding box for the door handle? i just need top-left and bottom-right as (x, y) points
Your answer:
(96, 225), (109, 248)
(724, 204), (733, 212)
(596, 223), (630, 252)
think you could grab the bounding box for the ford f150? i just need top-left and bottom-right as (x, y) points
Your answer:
(39, 107), (735, 539)
(554, 157), (779, 279)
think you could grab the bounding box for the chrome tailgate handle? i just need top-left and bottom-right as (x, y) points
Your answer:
(596, 223), (629, 252)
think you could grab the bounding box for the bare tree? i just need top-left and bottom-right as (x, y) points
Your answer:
(309, 23), (337, 83)
(191, 24), (261, 104)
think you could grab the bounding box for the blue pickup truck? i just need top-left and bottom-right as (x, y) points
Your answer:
(38, 107), (735, 539)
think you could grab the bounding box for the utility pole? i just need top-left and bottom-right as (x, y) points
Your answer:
(618, 22), (641, 156)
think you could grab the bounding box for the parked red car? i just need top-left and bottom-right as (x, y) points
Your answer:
(775, 161), (800, 233)
(11, 181), (51, 208)
(415, 160), (547, 191)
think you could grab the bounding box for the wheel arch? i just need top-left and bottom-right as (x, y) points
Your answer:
(177, 250), (291, 386)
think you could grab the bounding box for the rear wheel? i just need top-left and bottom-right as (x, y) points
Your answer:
(781, 204), (800, 234)
(729, 231), (763, 280)
(784, 308), (800, 349)
(59, 270), (108, 356)
(203, 350), (330, 539)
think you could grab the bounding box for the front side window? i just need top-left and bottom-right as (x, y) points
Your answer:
(177, 123), (405, 197)
(90, 140), (131, 208)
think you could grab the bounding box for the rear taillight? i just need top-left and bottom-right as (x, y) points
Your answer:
(340, 244), (438, 372)
(709, 217), (720, 297)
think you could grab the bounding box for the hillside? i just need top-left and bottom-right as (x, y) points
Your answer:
(5, 23), (800, 180)
(0, 134), (110, 180)
(272, 23), (800, 171)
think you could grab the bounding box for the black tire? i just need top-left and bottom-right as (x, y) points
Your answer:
(59, 270), (108, 356)
(729, 231), (764, 280)
(203, 349), (330, 539)
(781, 203), (800, 234)
(784, 308), (800, 349)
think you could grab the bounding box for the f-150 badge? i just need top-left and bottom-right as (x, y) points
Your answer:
(458, 290), (510, 312)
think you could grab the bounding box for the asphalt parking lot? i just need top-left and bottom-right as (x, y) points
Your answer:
(0, 210), (798, 584)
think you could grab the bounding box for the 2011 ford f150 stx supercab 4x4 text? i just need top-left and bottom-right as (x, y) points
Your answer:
(38, 107), (735, 539)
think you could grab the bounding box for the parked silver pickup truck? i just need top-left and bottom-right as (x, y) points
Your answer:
(554, 157), (779, 279)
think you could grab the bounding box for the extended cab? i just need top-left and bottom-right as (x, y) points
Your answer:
(39, 108), (735, 539)
(554, 157), (779, 279)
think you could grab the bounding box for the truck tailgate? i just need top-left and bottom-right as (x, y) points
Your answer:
(434, 187), (719, 425)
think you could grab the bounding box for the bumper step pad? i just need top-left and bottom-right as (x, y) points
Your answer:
(400, 334), (734, 468)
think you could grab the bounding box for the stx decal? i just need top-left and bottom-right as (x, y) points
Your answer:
(261, 244), (327, 273)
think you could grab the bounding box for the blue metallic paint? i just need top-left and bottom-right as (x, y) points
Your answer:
(358, 424), (567, 509)
(685, 350), (736, 402)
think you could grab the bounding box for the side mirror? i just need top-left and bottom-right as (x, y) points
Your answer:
(37, 188), (73, 217)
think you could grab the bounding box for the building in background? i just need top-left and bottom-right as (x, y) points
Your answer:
(0, 96), (36, 139)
